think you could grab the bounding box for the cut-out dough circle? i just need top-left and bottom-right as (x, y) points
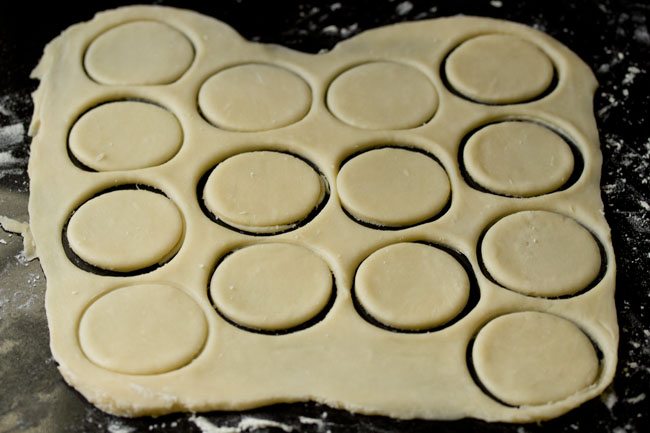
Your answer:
(203, 151), (323, 233)
(445, 34), (554, 104)
(210, 243), (332, 331)
(337, 148), (450, 227)
(463, 121), (574, 197)
(472, 311), (599, 406)
(85, 21), (194, 85)
(79, 284), (208, 375)
(327, 62), (438, 130)
(482, 211), (601, 297)
(355, 243), (470, 330)
(67, 190), (183, 272)
(69, 101), (183, 171)
(198, 64), (312, 131)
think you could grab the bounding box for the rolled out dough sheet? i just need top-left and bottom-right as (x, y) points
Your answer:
(28, 5), (617, 422)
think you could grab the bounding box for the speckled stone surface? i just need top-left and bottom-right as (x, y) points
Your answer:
(0, 1), (647, 432)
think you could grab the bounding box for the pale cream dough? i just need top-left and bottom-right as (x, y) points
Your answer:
(327, 61), (438, 130)
(28, 5), (618, 422)
(463, 121), (574, 197)
(481, 210), (601, 297)
(203, 151), (324, 233)
(69, 101), (183, 171)
(84, 20), (194, 85)
(0, 216), (37, 261)
(445, 34), (554, 104)
(472, 311), (599, 406)
(337, 148), (450, 227)
(210, 243), (332, 331)
(79, 283), (208, 375)
(67, 189), (184, 272)
(355, 242), (469, 330)
(198, 63), (312, 132)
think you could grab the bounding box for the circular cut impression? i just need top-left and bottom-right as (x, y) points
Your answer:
(85, 21), (194, 85)
(482, 211), (601, 297)
(356, 243), (470, 330)
(210, 243), (332, 331)
(327, 62), (438, 130)
(472, 311), (599, 406)
(445, 34), (554, 104)
(203, 151), (323, 233)
(79, 284), (207, 375)
(69, 101), (183, 171)
(199, 64), (311, 131)
(337, 148), (450, 227)
(67, 190), (183, 272)
(464, 121), (574, 197)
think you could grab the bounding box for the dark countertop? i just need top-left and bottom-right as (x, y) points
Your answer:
(0, 1), (648, 432)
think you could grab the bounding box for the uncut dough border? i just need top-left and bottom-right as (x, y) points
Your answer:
(29, 5), (617, 422)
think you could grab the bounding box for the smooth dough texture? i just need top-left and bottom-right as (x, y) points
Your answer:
(203, 151), (323, 233)
(198, 64), (311, 131)
(69, 101), (183, 171)
(29, 6), (618, 423)
(337, 148), (450, 227)
(464, 121), (574, 197)
(472, 312), (599, 406)
(327, 62), (438, 130)
(79, 284), (207, 375)
(445, 34), (554, 104)
(482, 210), (601, 297)
(210, 243), (332, 331)
(67, 190), (183, 272)
(355, 243), (469, 330)
(85, 21), (194, 85)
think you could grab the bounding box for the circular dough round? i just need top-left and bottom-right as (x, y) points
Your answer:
(327, 62), (438, 129)
(356, 243), (469, 330)
(445, 34), (553, 104)
(203, 151), (323, 233)
(210, 243), (332, 331)
(464, 121), (574, 197)
(481, 211), (601, 297)
(67, 190), (183, 272)
(198, 64), (311, 131)
(85, 21), (194, 85)
(79, 284), (207, 375)
(337, 148), (450, 227)
(472, 311), (599, 406)
(69, 101), (183, 171)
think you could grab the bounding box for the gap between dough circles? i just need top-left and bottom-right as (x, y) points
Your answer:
(25, 5), (617, 423)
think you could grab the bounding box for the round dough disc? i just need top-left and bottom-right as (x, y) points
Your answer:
(210, 243), (332, 331)
(198, 64), (311, 131)
(67, 190), (183, 272)
(355, 243), (470, 330)
(337, 148), (450, 227)
(69, 101), (183, 171)
(445, 34), (553, 104)
(464, 121), (574, 197)
(79, 284), (207, 375)
(85, 21), (194, 85)
(327, 62), (438, 130)
(482, 211), (601, 297)
(203, 151), (323, 232)
(472, 311), (599, 406)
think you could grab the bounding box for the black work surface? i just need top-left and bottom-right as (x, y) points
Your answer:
(0, 1), (648, 432)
